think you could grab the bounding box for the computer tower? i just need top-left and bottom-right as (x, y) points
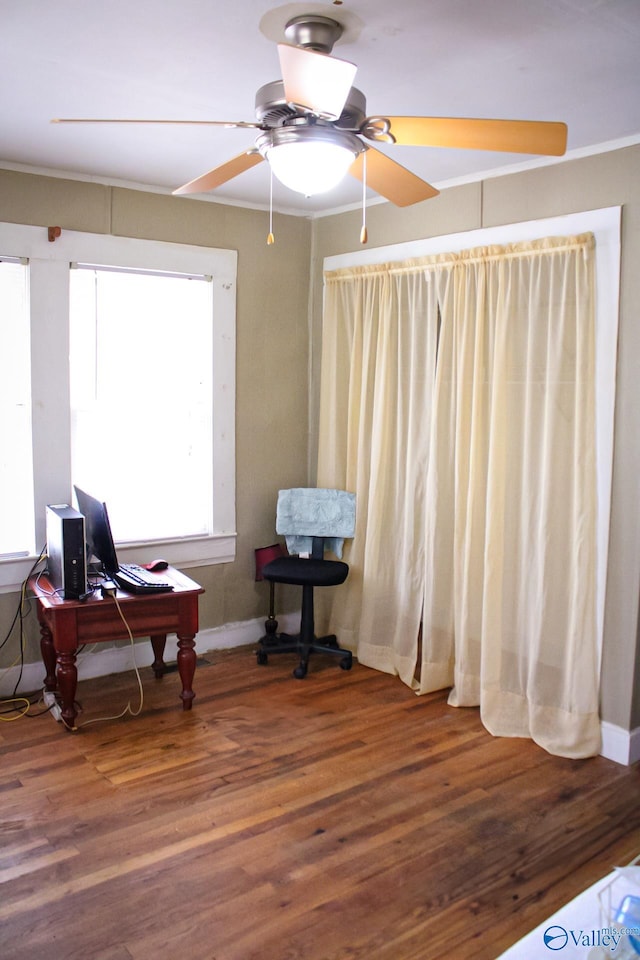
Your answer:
(46, 504), (87, 600)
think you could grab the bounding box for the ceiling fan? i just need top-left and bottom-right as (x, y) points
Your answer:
(53, 13), (568, 208)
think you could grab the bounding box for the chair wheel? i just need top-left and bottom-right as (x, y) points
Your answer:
(293, 663), (307, 679)
(256, 649), (268, 665)
(340, 655), (353, 670)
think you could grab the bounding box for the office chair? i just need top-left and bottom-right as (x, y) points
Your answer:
(256, 488), (355, 678)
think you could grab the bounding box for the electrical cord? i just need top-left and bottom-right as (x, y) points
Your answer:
(0, 545), (47, 710)
(0, 687), (56, 718)
(0, 696), (31, 721)
(0, 645), (35, 710)
(73, 594), (144, 730)
(2, 556), (144, 728)
(0, 546), (46, 653)
(25, 696), (59, 718)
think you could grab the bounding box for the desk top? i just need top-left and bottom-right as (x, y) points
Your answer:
(30, 565), (203, 609)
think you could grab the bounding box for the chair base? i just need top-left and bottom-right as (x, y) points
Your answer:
(256, 631), (353, 679)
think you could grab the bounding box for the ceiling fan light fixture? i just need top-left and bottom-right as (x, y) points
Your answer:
(257, 126), (362, 196)
(269, 140), (354, 194)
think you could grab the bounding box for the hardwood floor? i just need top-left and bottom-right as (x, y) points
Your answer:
(1, 645), (639, 960)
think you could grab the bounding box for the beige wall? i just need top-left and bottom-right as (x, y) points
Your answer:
(0, 169), (312, 664)
(2, 147), (639, 737)
(310, 145), (640, 733)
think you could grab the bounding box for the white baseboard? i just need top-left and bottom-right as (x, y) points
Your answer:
(600, 720), (640, 765)
(4, 619), (639, 766)
(0, 611), (301, 700)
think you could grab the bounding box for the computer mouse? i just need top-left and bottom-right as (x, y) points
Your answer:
(144, 559), (169, 572)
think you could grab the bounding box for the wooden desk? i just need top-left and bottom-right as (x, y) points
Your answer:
(29, 567), (204, 730)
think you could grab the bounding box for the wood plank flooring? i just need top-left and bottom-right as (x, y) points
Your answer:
(1, 645), (639, 960)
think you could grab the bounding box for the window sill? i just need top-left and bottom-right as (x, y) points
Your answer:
(0, 533), (236, 594)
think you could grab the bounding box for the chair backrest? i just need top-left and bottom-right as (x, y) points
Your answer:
(275, 488), (356, 559)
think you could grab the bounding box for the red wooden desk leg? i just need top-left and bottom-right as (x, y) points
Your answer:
(150, 634), (167, 678)
(177, 634), (196, 709)
(57, 651), (78, 729)
(39, 622), (57, 692)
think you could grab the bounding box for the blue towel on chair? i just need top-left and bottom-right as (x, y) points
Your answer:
(276, 488), (356, 559)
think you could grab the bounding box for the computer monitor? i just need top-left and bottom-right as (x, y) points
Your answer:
(73, 486), (119, 575)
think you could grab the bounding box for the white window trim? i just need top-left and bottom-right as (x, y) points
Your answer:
(324, 206), (622, 662)
(0, 222), (237, 592)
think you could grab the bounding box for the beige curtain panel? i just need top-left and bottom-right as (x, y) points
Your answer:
(318, 234), (599, 759)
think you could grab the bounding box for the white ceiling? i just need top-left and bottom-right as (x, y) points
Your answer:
(1, 0), (639, 216)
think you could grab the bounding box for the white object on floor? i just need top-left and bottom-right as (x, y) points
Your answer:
(497, 860), (640, 959)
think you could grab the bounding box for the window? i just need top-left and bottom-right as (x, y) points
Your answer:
(69, 265), (214, 543)
(0, 223), (237, 592)
(0, 257), (34, 557)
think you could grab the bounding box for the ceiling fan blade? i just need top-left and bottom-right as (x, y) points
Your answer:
(385, 117), (568, 156)
(173, 151), (264, 195)
(277, 42), (357, 120)
(51, 118), (261, 128)
(350, 147), (439, 207)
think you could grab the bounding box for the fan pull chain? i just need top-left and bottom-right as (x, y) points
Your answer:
(267, 166), (275, 245)
(360, 150), (368, 244)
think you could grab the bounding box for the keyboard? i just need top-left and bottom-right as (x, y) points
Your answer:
(113, 563), (174, 594)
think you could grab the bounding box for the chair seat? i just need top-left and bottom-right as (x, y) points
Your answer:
(263, 555), (348, 588)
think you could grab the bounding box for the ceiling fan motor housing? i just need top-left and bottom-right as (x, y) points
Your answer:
(256, 124), (364, 158)
(255, 81), (367, 132)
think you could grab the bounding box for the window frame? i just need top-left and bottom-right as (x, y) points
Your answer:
(0, 222), (237, 593)
(0, 254), (35, 558)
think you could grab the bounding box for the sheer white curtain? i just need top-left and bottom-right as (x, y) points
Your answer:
(318, 263), (440, 686)
(318, 234), (600, 758)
